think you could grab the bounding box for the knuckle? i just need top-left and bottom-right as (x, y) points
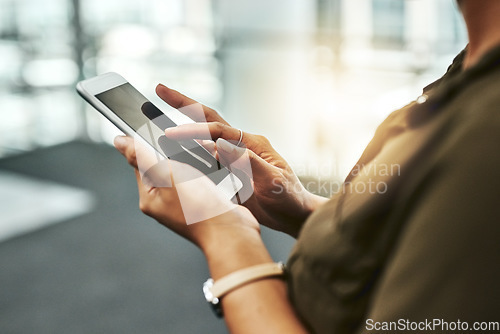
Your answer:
(212, 122), (225, 138)
(126, 155), (134, 164)
(206, 107), (218, 117)
(125, 146), (136, 160)
(214, 121), (225, 132)
(127, 156), (136, 167)
(256, 134), (270, 145)
(139, 200), (151, 215)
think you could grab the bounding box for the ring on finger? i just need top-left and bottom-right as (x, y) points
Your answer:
(236, 128), (243, 147)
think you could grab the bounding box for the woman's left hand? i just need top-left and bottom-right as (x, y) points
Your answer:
(113, 135), (260, 252)
(114, 136), (308, 334)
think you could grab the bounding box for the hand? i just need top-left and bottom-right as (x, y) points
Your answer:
(113, 135), (260, 252)
(157, 84), (327, 237)
(114, 92), (310, 333)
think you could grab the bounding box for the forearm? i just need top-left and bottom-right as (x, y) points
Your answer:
(222, 274), (307, 334)
(202, 211), (308, 333)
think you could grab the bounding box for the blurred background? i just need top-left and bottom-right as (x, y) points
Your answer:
(0, 0), (466, 333)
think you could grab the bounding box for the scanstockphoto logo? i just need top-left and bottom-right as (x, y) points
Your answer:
(365, 318), (500, 332)
(133, 102), (254, 225)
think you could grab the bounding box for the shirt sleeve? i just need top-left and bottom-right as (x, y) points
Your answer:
(359, 104), (500, 333)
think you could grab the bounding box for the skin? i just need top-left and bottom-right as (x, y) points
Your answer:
(114, 85), (310, 333)
(114, 1), (500, 332)
(458, 0), (500, 69)
(158, 83), (327, 237)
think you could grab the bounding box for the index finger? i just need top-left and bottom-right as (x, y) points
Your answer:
(164, 122), (242, 143)
(156, 84), (229, 125)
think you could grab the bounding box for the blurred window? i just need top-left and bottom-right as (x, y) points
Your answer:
(0, 0), (467, 179)
(372, 0), (405, 48)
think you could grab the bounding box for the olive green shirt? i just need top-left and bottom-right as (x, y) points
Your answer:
(287, 46), (500, 333)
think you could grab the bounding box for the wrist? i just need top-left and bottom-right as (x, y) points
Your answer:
(200, 208), (273, 280)
(285, 191), (328, 238)
(305, 192), (328, 214)
(198, 206), (259, 251)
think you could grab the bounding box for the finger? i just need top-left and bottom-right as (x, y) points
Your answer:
(114, 135), (138, 168)
(165, 122), (243, 145)
(141, 159), (174, 188)
(216, 138), (281, 204)
(134, 168), (154, 199)
(114, 134), (173, 187)
(134, 168), (169, 218)
(156, 84), (229, 125)
(196, 139), (217, 157)
(217, 138), (272, 204)
(167, 159), (237, 224)
(216, 138), (272, 180)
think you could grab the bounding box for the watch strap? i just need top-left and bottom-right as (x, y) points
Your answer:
(203, 262), (285, 317)
(211, 262), (285, 298)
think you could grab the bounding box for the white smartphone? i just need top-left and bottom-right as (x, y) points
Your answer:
(76, 72), (243, 200)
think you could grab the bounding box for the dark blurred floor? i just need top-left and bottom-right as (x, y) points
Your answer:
(0, 141), (295, 334)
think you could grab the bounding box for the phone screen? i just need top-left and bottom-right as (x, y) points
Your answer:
(95, 83), (230, 184)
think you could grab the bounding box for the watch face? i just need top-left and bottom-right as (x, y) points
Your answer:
(203, 278), (215, 302)
(203, 278), (223, 317)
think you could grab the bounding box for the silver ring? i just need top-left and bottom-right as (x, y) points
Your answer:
(236, 128), (243, 147)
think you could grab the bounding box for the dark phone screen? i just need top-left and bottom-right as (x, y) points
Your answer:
(95, 83), (229, 184)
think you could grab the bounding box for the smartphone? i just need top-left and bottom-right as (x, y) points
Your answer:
(76, 72), (243, 200)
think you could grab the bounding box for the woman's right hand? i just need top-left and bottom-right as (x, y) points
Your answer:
(156, 84), (327, 237)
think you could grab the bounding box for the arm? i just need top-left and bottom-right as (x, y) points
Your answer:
(360, 110), (500, 331)
(202, 215), (308, 334)
(114, 136), (309, 333)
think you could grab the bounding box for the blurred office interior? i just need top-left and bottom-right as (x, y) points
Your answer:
(0, 0), (466, 333)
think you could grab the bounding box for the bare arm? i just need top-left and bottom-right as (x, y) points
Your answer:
(201, 216), (308, 334)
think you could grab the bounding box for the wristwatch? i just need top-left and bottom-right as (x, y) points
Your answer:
(202, 262), (285, 317)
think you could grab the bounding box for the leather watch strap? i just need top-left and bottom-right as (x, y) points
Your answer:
(211, 262), (285, 298)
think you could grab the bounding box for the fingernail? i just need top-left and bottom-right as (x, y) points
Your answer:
(114, 136), (127, 149)
(216, 138), (235, 153)
(157, 83), (167, 89)
(164, 127), (176, 136)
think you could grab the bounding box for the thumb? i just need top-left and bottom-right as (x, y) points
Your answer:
(216, 138), (271, 181)
(216, 138), (258, 204)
